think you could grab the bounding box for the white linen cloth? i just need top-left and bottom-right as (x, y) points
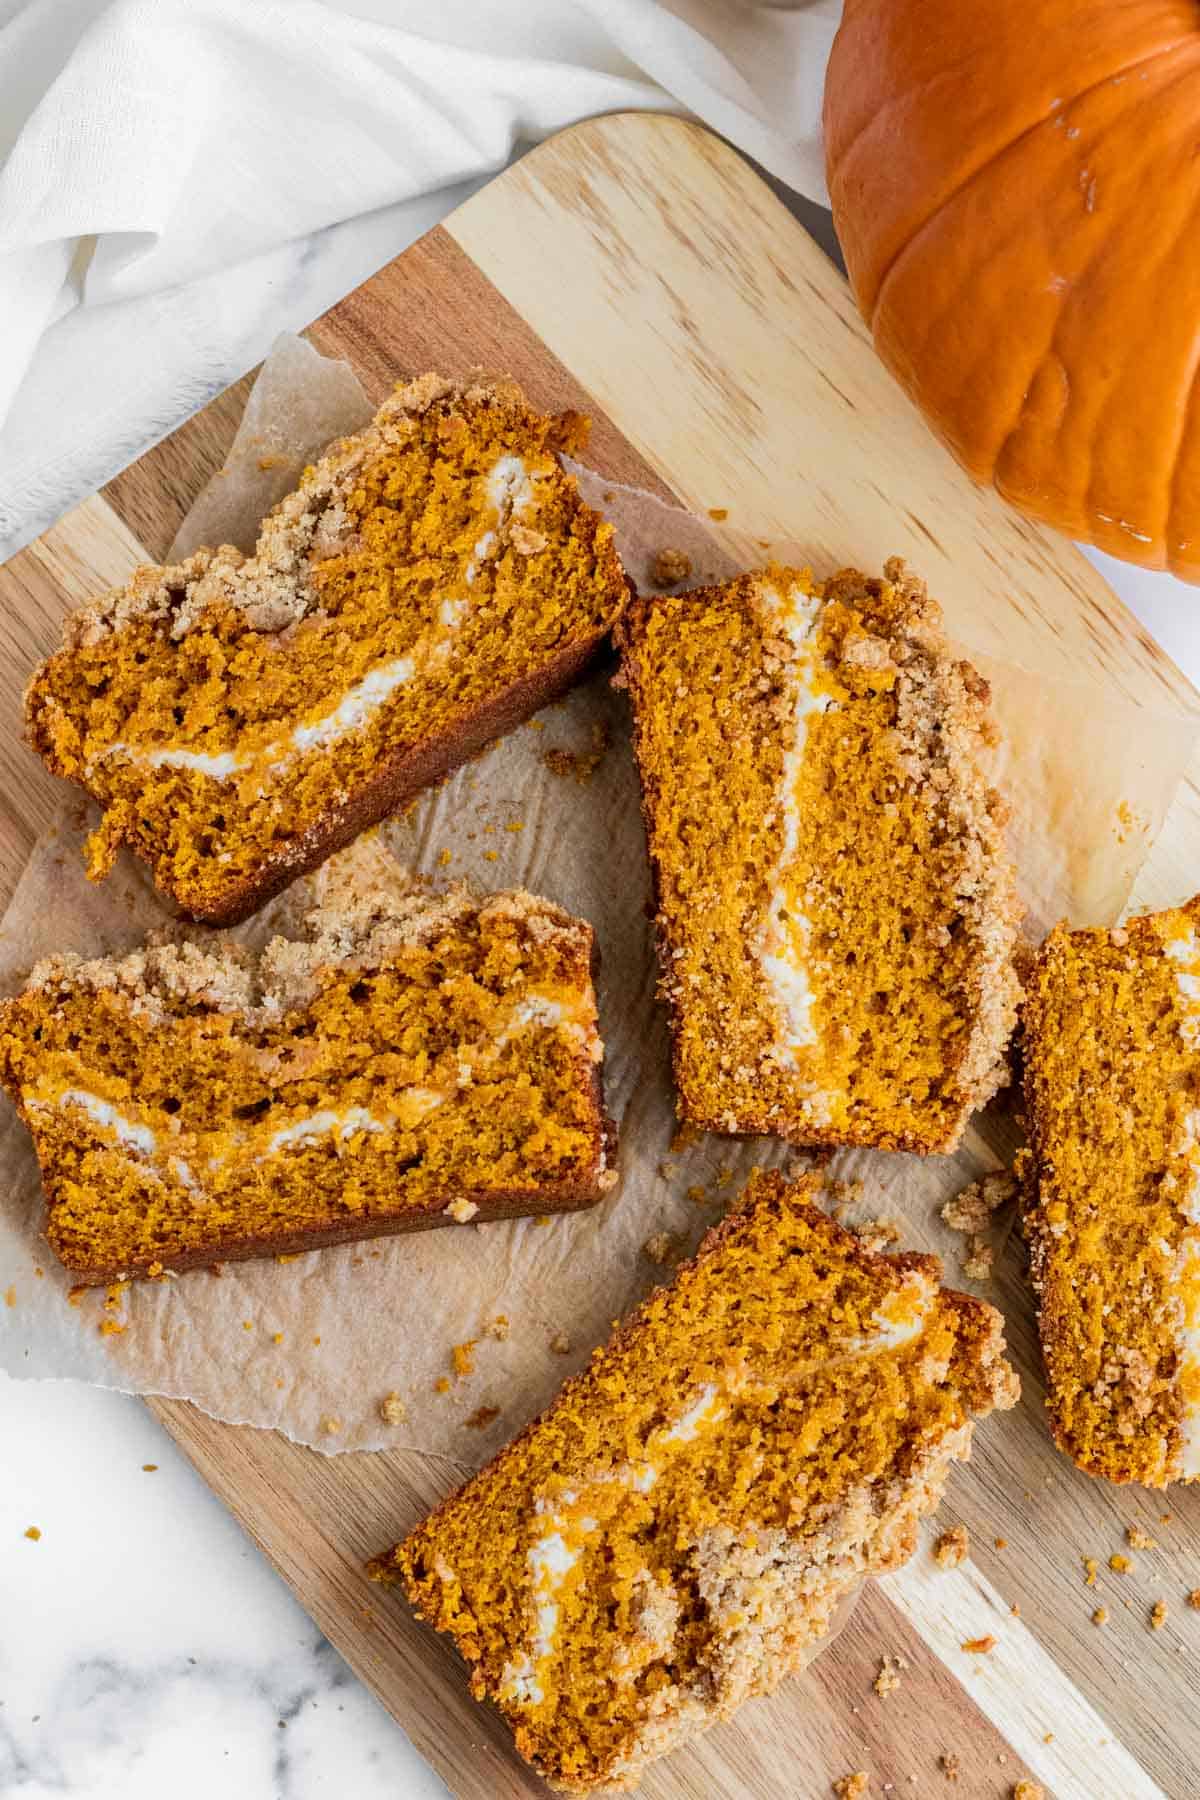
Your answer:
(0, 0), (837, 558)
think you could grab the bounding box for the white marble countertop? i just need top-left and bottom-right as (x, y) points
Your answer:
(4, 169), (1200, 1800)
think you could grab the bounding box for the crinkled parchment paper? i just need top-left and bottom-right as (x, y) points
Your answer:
(1, 338), (1197, 1462)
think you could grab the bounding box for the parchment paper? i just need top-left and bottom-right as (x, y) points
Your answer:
(1, 338), (1197, 1463)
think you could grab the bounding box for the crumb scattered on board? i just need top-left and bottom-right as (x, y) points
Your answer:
(934, 1525), (969, 1569)
(649, 546), (693, 587)
(961, 1237), (994, 1281)
(642, 1231), (680, 1267)
(542, 720), (611, 785)
(833, 1775), (868, 1800)
(1092, 1606), (1109, 1627)
(379, 1391), (407, 1425)
(23, 1526), (41, 1541)
(872, 1653), (906, 1698)
(938, 1753), (960, 1783)
(961, 1635), (996, 1654)
(549, 1331), (571, 1355)
(1150, 1599), (1168, 1630)
(1012, 1783), (1045, 1800)
(942, 1172), (1016, 1233)
(1126, 1524), (1157, 1549)
(465, 1405), (501, 1431)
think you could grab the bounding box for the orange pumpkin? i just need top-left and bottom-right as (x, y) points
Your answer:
(824, 1), (1200, 580)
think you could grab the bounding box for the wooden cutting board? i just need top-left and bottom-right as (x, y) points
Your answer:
(3, 114), (1200, 1800)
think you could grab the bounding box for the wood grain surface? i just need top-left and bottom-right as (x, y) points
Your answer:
(3, 114), (1200, 1799)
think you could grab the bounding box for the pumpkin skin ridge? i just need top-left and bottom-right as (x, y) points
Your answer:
(826, 0), (1200, 578)
(855, 34), (1199, 333)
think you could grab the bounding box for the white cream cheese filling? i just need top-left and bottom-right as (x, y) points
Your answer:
(500, 1382), (728, 1706)
(755, 579), (832, 1080)
(54, 1088), (157, 1156)
(95, 453), (542, 785)
(37, 987), (583, 1194)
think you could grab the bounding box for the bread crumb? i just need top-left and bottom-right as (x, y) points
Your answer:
(642, 1231), (679, 1266)
(1083, 1556), (1099, 1587)
(1092, 1606), (1109, 1626)
(486, 1314), (510, 1341)
(451, 1339), (477, 1378)
(1150, 1598), (1168, 1630)
(379, 1391), (407, 1425)
(1126, 1524), (1158, 1550)
(542, 720), (610, 786)
(942, 1171), (1016, 1233)
(98, 1318), (127, 1336)
(1012, 1784), (1045, 1800)
(446, 1196), (479, 1223)
(707, 506), (729, 522)
(994, 1537), (1007, 1550)
(851, 1215), (903, 1254)
(938, 1751), (959, 1782)
(961, 1635), (996, 1654)
(320, 1415), (342, 1436)
(649, 547), (693, 587)
(549, 1331), (571, 1354)
(833, 1776), (868, 1800)
(934, 1525), (969, 1568)
(434, 1376), (451, 1394)
(23, 1526), (41, 1541)
(872, 1653), (906, 1698)
(685, 1184), (707, 1206)
(670, 1122), (699, 1153)
(437, 848), (452, 866)
(142, 1464), (158, 1472)
(1109, 1552), (1133, 1574)
(465, 1405), (501, 1431)
(961, 1236), (994, 1281)
(1187, 1589), (1200, 1610)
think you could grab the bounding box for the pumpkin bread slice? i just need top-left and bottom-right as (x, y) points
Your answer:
(1023, 896), (1200, 1486)
(26, 373), (630, 924)
(372, 1168), (1017, 1793)
(616, 557), (1021, 1153)
(0, 848), (614, 1284)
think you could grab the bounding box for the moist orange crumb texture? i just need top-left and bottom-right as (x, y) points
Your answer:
(0, 859), (610, 1282)
(616, 558), (1020, 1154)
(25, 373), (627, 920)
(377, 1171), (1017, 1793)
(1023, 897), (1200, 1487)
